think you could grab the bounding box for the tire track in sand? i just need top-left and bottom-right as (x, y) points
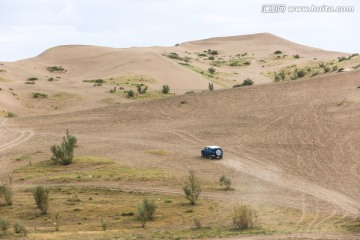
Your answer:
(0, 119), (35, 153)
(222, 153), (360, 214)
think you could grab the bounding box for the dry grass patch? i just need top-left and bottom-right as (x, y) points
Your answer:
(107, 75), (156, 86)
(147, 149), (174, 156)
(50, 92), (83, 100)
(14, 156), (170, 183)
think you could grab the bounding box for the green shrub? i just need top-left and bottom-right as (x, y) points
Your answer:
(0, 177), (13, 206)
(233, 204), (257, 230)
(194, 218), (202, 229)
(27, 77), (38, 81)
(274, 73), (280, 82)
(324, 67), (331, 73)
(198, 53), (207, 57)
(137, 198), (157, 227)
(162, 85), (170, 94)
(293, 54), (300, 59)
(33, 185), (49, 214)
(127, 90), (134, 98)
(50, 130), (77, 165)
(332, 66), (338, 71)
(32, 92), (48, 99)
(208, 83), (214, 91)
(101, 218), (108, 231)
(0, 218), (9, 235)
(243, 61), (251, 65)
(47, 66), (65, 72)
(13, 221), (27, 236)
(25, 81), (35, 85)
(136, 85), (148, 94)
(242, 78), (253, 86)
(53, 212), (60, 231)
(5, 111), (17, 118)
(280, 70), (286, 81)
(338, 68), (345, 72)
(219, 175), (232, 190)
(208, 67), (216, 74)
(183, 170), (201, 205)
(208, 56), (214, 60)
(274, 50), (282, 54)
(208, 49), (218, 55)
(297, 69), (306, 78)
(48, 77), (54, 81)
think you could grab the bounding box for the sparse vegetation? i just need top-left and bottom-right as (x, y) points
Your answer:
(274, 50), (282, 54)
(0, 218), (9, 235)
(50, 130), (77, 165)
(219, 175), (232, 190)
(183, 170), (201, 205)
(47, 66), (66, 72)
(137, 198), (157, 227)
(293, 54), (300, 59)
(208, 83), (214, 91)
(27, 77), (38, 81)
(5, 111), (17, 118)
(162, 85), (170, 94)
(53, 212), (60, 231)
(101, 218), (108, 231)
(33, 185), (50, 214)
(233, 204), (257, 230)
(0, 176), (13, 206)
(13, 221), (27, 236)
(127, 90), (134, 98)
(296, 69), (306, 78)
(32, 92), (48, 99)
(208, 67), (216, 74)
(208, 49), (219, 55)
(234, 78), (254, 87)
(48, 77), (54, 81)
(136, 84), (148, 94)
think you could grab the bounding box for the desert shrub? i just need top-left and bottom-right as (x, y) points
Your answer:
(208, 67), (216, 74)
(243, 61), (251, 65)
(242, 78), (253, 86)
(183, 170), (201, 205)
(33, 185), (49, 214)
(25, 81), (35, 85)
(50, 130), (77, 165)
(127, 90), (134, 98)
(332, 66), (338, 71)
(13, 221), (27, 236)
(47, 66), (65, 72)
(101, 218), (108, 231)
(162, 85), (170, 94)
(219, 175), (232, 190)
(338, 68), (345, 72)
(27, 77), (38, 81)
(280, 70), (286, 81)
(194, 218), (202, 229)
(319, 63), (326, 68)
(5, 111), (17, 118)
(53, 212), (60, 231)
(48, 77), (54, 81)
(208, 49), (218, 55)
(274, 50), (282, 54)
(0, 177), (13, 206)
(0, 218), (9, 235)
(296, 69), (306, 78)
(137, 198), (156, 227)
(109, 87), (116, 93)
(121, 212), (134, 216)
(208, 83), (214, 91)
(352, 64), (360, 69)
(198, 53), (207, 57)
(324, 67), (331, 73)
(233, 204), (257, 230)
(167, 52), (182, 60)
(208, 56), (215, 60)
(293, 54), (300, 59)
(136, 85), (148, 94)
(274, 73), (280, 82)
(32, 92), (48, 99)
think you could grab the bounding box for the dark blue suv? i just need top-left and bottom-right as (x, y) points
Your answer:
(201, 146), (223, 159)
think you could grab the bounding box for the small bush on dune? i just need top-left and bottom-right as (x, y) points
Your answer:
(137, 198), (157, 228)
(219, 175), (232, 190)
(208, 67), (216, 74)
(0, 176), (13, 206)
(32, 92), (48, 99)
(183, 170), (201, 205)
(13, 221), (27, 236)
(127, 90), (134, 98)
(136, 84), (148, 94)
(50, 130), (77, 165)
(47, 66), (65, 72)
(274, 50), (282, 54)
(0, 218), (9, 235)
(27, 77), (38, 81)
(296, 69), (306, 78)
(5, 111), (17, 118)
(162, 85), (170, 94)
(233, 204), (257, 230)
(33, 185), (50, 214)
(208, 83), (214, 91)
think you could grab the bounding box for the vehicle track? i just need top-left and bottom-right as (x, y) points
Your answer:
(0, 119), (35, 153)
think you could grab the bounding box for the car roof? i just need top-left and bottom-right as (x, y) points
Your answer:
(206, 146), (221, 149)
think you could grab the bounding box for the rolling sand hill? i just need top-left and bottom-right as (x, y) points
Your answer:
(1, 33), (360, 239)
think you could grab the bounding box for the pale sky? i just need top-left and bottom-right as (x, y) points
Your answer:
(0, 0), (359, 61)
